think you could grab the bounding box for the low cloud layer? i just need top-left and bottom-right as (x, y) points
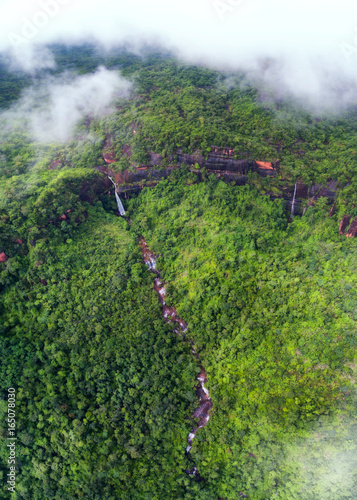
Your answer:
(1, 67), (132, 143)
(0, 0), (357, 108)
(284, 413), (357, 498)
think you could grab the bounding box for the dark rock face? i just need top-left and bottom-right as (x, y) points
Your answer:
(310, 184), (336, 200)
(339, 215), (351, 235)
(176, 148), (205, 167)
(346, 217), (357, 237)
(122, 144), (132, 157)
(254, 161), (278, 177)
(206, 149), (254, 173)
(295, 180), (309, 198)
(176, 146), (256, 173)
(192, 400), (213, 421)
(148, 151), (163, 166)
(113, 168), (176, 191)
(102, 134), (117, 164)
(50, 159), (62, 170)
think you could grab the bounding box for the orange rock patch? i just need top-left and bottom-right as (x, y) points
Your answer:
(256, 161), (274, 170)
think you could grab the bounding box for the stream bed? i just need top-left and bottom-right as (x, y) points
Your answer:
(140, 237), (213, 456)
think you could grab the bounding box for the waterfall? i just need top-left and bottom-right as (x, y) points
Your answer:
(140, 237), (212, 463)
(114, 191), (126, 216)
(108, 176), (126, 216)
(291, 180), (297, 217)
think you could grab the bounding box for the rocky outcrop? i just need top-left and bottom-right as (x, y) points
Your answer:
(176, 149), (205, 167)
(97, 139), (341, 220)
(148, 151), (163, 166)
(346, 217), (357, 238)
(295, 180), (309, 198)
(310, 182), (337, 200)
(176, 146), (256, 173)
(0, 252), (8, 262)
(210, 145), (235, 156)
(140, 238), (212, 462)
(206, 156), (253, 173)
(255, 161), (278, 177)
(50, 159), (62, 170)
(102, 135), (117, 164)
(113, 168), (177, 189)
(339, 215), (351, 235)
(122, 144), (132, 158)
(206, 146), (254, 172)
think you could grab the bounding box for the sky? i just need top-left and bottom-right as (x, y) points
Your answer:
(1, 0), (357, 108)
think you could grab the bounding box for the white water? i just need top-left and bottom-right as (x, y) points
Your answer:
(115, 192), (126, 216)
(146, 256), (156, 270)
(291, 180), (297, 217)
(108, 176), (126, 216)
(141, 239), (212, 458)
(197, 375), (210, 397)
(185, 375), (212, 452)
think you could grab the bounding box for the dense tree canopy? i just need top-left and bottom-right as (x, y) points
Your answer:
(0, 46), (357, 499)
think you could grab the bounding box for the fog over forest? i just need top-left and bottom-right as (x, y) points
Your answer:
(1, 2), (357, 500)
(0, 0), (357, 108)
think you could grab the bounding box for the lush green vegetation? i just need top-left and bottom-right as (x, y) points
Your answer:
(0, 57), (31, 110)
(0, 186), (198, 499)
(130, 172), (357, 499)
(0, 46), (357, 499)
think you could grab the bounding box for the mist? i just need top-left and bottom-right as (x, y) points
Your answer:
(0, 0), (357, 109)
(284, 412), (357, 499)
(1, 67), (132, 143)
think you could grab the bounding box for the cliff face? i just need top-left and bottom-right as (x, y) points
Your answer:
(176, 146), (257, 174)
(148, 151), (163, 166)
(339, 215), (351, 235)
(336, 214), (357, 238)
(96, 142), (340, 217)
(116, 168), (176, 193)
(176, 149), (205, 168)
(346, 217), (357, 238)
(254, 160), (279, 177)
(102, 135), (117, 164)
(102, 139), (278, 177)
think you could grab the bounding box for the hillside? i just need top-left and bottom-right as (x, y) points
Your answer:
(0, 46), (357, 499)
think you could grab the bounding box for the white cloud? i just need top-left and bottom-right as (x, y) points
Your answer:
(0, 0), (357, 106)
(1, 66), (132, 142)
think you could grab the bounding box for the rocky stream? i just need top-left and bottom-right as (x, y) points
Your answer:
(139, 238), (213, 459)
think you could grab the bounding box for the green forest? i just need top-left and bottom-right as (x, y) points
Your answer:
(0, 45), (357, 499)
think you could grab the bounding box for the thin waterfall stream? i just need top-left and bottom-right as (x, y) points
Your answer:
(108, 176), (126, 216)
(139, 237), (212, 458)
(291, 180), (297, 217)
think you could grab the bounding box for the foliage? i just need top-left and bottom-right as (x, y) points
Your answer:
(0, 204), (198, 499)
(129, 175), (357, 499)
(1, 46), (357, 499)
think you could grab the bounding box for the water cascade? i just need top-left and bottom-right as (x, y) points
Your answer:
(108, 176), (126, 216)
(139, 238), (212, 457)
(291, 180), (297, 217)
